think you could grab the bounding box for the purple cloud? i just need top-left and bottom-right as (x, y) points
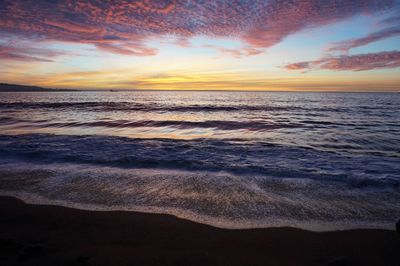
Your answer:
(328, 9), (400, 53)
(0, 43), (60, 62)
(203, 45), (264, 58)
(284, 51), (400, 71)
(0, 0), (396, 59)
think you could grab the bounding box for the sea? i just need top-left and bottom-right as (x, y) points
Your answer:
(0, 91), (399, 231)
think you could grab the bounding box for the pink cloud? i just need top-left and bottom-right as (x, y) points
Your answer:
(174, 37), (191, 48)
(284, 51), (400, 71)
(329, 28), (400, 52)
(204, 45), (264, 58)
(95, 42), (157, 56)
(0, 0), (396, 59)
(284, 62), (312, 71)
(241, 0), (395, 48)
(0, 43), (64, 62)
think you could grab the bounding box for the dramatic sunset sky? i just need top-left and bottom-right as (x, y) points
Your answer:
(0, 0), (399, 91)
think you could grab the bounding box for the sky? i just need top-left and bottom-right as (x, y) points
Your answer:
(0, 0), (399, 91)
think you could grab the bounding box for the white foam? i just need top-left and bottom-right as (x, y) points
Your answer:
(0, 161), (398, 232)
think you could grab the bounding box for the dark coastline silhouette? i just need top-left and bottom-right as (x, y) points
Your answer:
(0, 83), (75, 92)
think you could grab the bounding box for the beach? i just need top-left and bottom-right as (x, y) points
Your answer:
(2, 1), (400, 265)
(1, 196), (399, 266)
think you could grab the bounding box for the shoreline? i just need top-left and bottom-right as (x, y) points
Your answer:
(1, 196), (399, 266)
(0, 190), (396, 232)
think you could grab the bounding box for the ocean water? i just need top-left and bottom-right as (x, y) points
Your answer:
(0, 91), (399, 231)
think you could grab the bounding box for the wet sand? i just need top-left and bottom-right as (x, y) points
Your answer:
(0, 196), (399, 266)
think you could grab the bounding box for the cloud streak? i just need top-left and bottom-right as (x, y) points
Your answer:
(203, 45), (263, 58)
(328, 10), (400, 53)
(284, 51), (400, 71)
(0, 0), (396, 59)
(0, 43), (63, 62)
(329, 27), (400, 52)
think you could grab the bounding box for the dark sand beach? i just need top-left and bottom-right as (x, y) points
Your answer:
(0, 196), (399, 266)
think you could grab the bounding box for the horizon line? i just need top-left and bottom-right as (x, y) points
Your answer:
(1, 82), (399, 93)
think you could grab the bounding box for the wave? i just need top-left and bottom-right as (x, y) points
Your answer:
(0, 117), (300, 131)
(0, 160), (399, 231)
(0, 130), (399, 231)
(18, 120), (300, 131)
(0, 101), (350, 113)
(1, 100), (399, 115)
(0, 134), (399, 188)
(4, 115), (399, 132)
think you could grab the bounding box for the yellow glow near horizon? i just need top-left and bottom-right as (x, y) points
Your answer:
(4, 65), (395, 92)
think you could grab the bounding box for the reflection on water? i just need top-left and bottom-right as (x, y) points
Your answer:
(1, 91), (399, 155)
(0, 91), (399, 230)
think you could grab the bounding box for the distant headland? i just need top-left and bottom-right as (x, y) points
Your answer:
(0, 83), (76, 92)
